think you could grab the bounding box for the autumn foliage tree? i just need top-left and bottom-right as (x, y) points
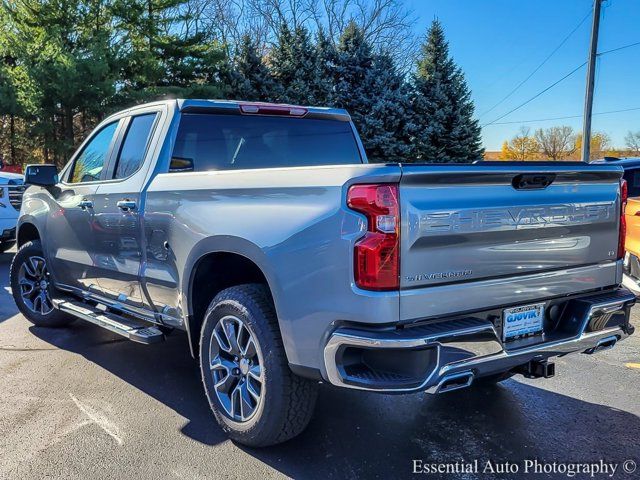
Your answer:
(499, 127), (540, 160)
(575, 131), (612, 160)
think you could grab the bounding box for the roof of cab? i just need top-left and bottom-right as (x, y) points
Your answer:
(176, 99), (351, 121)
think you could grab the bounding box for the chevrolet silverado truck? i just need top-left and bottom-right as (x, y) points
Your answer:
(11, 99), (636, 447)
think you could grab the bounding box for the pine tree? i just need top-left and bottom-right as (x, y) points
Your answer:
(0, 59), (21, 165)
(227, 35), (279, 102)
(269, 24), (327, 105)
(314, 28), (336, 106)
(112, 0), (227, 103)
(2, 0), (119, 165)
(333, 22), (412, 162)
(410, 19), (483, 162)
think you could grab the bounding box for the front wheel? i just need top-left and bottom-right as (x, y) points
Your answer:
(10, 240), (73, 327)
(199, 284), (318, 447)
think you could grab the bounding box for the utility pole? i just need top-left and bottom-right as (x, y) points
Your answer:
(582, 0), (602, 162)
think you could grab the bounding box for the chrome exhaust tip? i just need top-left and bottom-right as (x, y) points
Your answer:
(435, 371), (474, 394)
(584, 335), (618, 354)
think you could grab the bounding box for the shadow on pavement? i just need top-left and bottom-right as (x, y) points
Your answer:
(30, 319), (640, 478)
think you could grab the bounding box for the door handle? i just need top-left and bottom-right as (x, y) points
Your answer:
(117, 200), (137, 211)
(78, 199), (93, 209)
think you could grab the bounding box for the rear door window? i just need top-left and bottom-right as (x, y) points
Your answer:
(170, 113), (362, 172)
(113, 113), (158, 179)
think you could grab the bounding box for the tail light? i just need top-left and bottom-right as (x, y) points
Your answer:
(347, 184), (399, 290)
(618, 178), (628, 259)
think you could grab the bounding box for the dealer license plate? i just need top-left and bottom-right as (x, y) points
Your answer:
(502, 303), (545, 341)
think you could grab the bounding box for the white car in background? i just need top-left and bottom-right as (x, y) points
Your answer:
(0, 170), (25, 252)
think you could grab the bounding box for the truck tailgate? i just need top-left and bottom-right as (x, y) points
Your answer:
(399, 164), (623, 320)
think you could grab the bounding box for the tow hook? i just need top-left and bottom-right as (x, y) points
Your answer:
(516, 358), (555, 379)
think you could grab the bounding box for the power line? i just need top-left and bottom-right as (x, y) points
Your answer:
(480, 40), (640, 128)
(483, 106), (640, 126)
(482, 61), (587, 127)
(597, 40), (640, 56)
(478, 9), (592, 119)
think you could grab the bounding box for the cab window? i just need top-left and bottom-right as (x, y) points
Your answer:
(113, 113), (158, 179)
(69, 122), (118, 183)
(170, 113), (362, 172)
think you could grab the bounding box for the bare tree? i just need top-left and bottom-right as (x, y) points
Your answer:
(625, 130), (640, 156)
(314, 0), (419, 71)
(199, 0), (418, 71)
(534, 126), (577, 160)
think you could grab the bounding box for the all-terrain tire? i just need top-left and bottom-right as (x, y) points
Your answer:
(199, 284), (318, 447)
(10, 240), (73, 327)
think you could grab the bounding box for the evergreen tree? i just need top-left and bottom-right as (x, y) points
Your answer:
(269, 24), (327, 105)
(112, 0), (227, 103)
(0, 59), (21, 165)
(2, 0), (119, 165)
(410, 19), (483, 162)
(333, 22), (412, 162)
(227, 34), (279, 102)
(313, 28), (335, 106)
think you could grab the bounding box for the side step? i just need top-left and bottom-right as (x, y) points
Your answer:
(54, 299), (164, 345)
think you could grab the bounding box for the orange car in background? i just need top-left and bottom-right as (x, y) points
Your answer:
(625, 195), (640, 281)
(595, 158), (640, 285)
(608, 159), (640, 284)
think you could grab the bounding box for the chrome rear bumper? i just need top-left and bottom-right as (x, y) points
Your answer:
(323, 288), (636, 393)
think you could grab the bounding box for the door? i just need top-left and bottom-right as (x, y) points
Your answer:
(46, 120), (121, 292)
(91, 112), (159, 308)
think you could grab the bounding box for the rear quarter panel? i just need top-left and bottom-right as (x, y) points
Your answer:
(143, 164), (401, 369)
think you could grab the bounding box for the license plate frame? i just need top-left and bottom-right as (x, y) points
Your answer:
(502, 303), (545, 341)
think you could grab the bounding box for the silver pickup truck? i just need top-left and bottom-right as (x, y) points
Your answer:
(11, 99), (635, 446)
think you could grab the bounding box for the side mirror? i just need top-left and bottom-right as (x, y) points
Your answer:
(169, 157), (194, 173)
(24, 164), (58, 186)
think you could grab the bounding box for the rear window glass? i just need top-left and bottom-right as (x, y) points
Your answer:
(170, 113), (362, 172)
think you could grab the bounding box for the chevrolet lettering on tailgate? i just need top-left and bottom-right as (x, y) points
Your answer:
(421, 203), (614, 233)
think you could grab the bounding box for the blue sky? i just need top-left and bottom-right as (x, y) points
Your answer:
(406, 0), (640, 151)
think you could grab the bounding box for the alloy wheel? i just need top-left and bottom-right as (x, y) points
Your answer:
(18, 255), (54, 315)
(209, 315), (264, 422)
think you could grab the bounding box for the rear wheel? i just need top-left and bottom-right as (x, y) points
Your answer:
(10, 240), (73, 327)
(199, 284), (318, 447)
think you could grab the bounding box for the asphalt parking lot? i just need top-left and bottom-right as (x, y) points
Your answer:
(1, 250), (639, 479)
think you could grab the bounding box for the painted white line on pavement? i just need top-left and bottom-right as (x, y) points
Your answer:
(69, 393), (123, 445)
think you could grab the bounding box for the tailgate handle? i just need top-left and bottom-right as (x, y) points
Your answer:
(512, 173), (556, 190)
